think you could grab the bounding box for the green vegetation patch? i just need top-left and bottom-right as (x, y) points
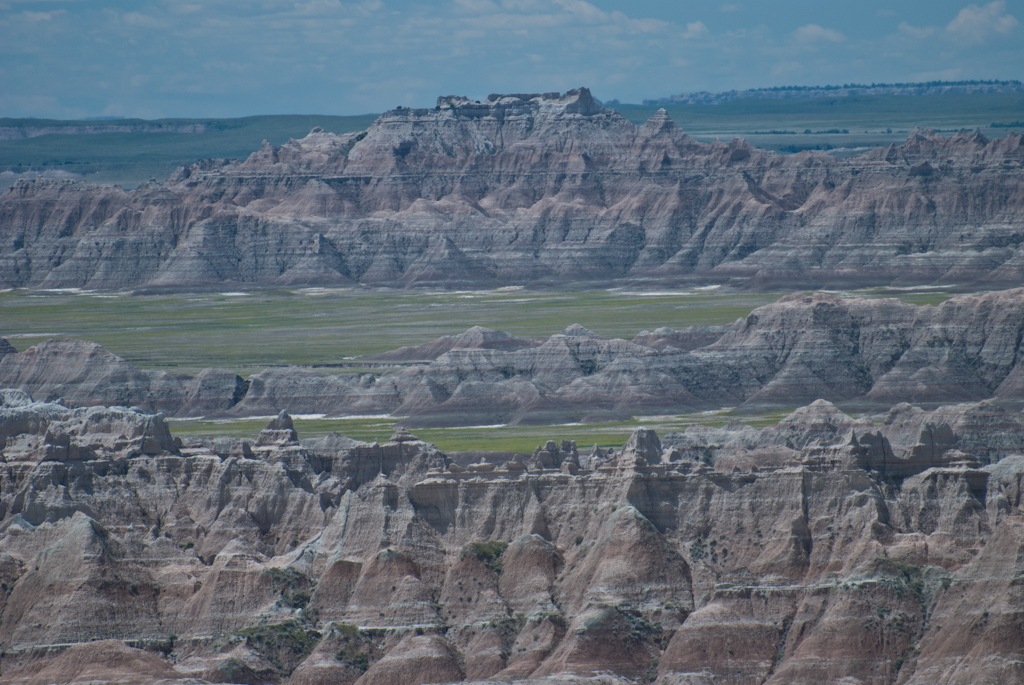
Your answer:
(330, 623), (371, 672)
(0, 287), (962, 376)
(461, 540), (509, 573)
(235, 620), (321, 673)
(264, 567), (315, 610)
(0, 285), (970, 451)
(0, 287), (783, 375)
(335, 649), (369, 671)
(168, 407), (793, 454)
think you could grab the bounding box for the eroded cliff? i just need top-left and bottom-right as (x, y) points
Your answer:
(2, 89), (1023, 291)
(2, 390), (1024, 684)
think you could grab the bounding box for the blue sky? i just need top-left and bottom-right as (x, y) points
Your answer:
(1, 0), (1021, 119)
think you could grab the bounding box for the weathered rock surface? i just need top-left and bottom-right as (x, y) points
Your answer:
(0, 339), (245, 416)
(2, 392), (1024, 683)
(2, 89), (1023, 291)
(7, 289), (1024, 425)
(0, 639), (200, 684)
(368, 326), (539, 362)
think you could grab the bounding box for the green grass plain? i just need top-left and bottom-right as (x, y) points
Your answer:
(0, 286), (784, 374)
(1, 286), (961, 449)
(168, 408), (799, 455)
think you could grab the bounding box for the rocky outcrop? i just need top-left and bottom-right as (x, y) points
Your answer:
(0, 388), (179, 462)
(6, 289), (1024, 425)
(368, 326), (539, 362)
(631, 326), (730, 352)
(2, 89), (1023, 291)
(2, 394), (1024, 683)
(0, 339), (244, 416)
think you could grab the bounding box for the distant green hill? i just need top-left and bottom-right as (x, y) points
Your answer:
(612, 92), (1024, 133)
(0, 114), (377, 189)
(611, 92), (1024, 155)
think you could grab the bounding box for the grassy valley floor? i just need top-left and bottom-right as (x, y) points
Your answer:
(1, 285), (963, 451)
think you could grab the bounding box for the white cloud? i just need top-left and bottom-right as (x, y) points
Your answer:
(720, 3), (739, 12)
(499, 0), (548, 11)
(15, 8), (63, 21)
(794, 23), (845, 43)
(946, 1), (1017, 43)
(355, 0), (384, 14)
(454, 0), (500, 13)
(898, 21), (936, 39)
(456, 0), (664, 35)
(610, 11), (668, 33)
(460, 12), (565, 30)
(552, 0), (607, 24)
(295, 0), (345, 14)
(122, 11), (163, 28)
(682, 20), (708, 39)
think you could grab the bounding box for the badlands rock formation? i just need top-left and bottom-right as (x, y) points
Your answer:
(3, 390), (1024, 684)
(2, 88), (1024, 291)
(6, 288), (1024, 425)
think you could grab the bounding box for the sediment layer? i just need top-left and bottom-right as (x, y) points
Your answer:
(2, 89), (1023, 291)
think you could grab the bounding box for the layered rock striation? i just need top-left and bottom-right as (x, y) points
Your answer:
(6, 288), (1024, 424)
(2, 89), (1024, 291)
(3, 392), (1024, 683)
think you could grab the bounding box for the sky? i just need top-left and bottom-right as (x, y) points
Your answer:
(1, 0), (1021, 119)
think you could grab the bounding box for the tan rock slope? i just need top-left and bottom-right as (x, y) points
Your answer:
(3, 390), (1024, 683)
(2, 89), (1023, 291)
(5, 289), (1024, 423)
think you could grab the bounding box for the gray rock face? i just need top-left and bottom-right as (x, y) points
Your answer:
(0, 389), (179, 462)
(2, 90), (1023, 291)
(632, 325), (731, 352)
(0, 338), (245, 417)
(369, 326), (539, 362)
(663, 397), (1024, 469)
